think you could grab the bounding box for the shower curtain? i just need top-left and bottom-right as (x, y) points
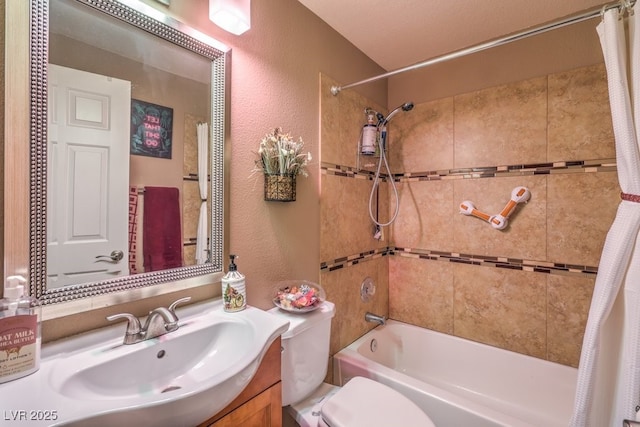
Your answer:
(570, 4), (640, 426)
(196, 122), (209, 264)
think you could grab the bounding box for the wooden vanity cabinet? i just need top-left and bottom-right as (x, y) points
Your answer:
(199, 337), (282, 427)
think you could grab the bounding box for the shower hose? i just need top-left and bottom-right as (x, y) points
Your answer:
(368, 134), (400, 227)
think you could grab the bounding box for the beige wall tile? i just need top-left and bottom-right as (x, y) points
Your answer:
(320, 75), (342, 166)
(320, 64), (614, 368)
(321, 257), (389, 356)
(388, 97), (454, 173)
(378, 250), (389, 293)
(548, 64), (614, 162)
(452, 176), (547, 260)
(183, 245), (196, 267)
(390, 180), (456, 252)
(547, 172), (620, 266)
(321, 173), (387, 262)
(181, 178), (211, 267)
(547, 274), (594, 367)
(321, 75), (385, 168)
(454, 77), (548, 168)
(453, 263), (547, 358)
(389, 256), (454, 333)
(182, 180), (200, 240)
(378, 176), (390, 232)
(183, 113), (204, 176)
(180, 114), (206, 267)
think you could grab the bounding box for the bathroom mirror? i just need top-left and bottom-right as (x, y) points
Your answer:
(30, 0), (227, 305)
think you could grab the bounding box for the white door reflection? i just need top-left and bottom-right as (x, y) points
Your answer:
(47, 64), (131, 288)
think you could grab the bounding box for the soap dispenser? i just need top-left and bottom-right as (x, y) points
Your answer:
(221, 255), (246, 312)
(0, 275), (41, 384)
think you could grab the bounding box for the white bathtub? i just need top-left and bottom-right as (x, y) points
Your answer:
(333, 320), (577, 427)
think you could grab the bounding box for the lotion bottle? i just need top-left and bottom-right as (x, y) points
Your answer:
(221, 255), (246, 312)
(0, 275), (41, 384)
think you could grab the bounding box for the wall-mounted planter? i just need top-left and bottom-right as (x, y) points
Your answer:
(264, 173), (296, 202)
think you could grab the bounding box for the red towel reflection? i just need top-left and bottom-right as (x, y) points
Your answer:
(143, 186), (183, 272)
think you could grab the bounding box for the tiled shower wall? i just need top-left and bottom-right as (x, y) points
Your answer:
(320, 63), (620, 368)
(182, 113), (209, 266)
(320, 76), (390, 363)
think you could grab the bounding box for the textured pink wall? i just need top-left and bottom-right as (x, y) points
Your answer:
(23, 0), (387, 341)
(142, 0), (387, 309)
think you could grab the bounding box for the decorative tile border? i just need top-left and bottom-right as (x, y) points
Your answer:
(321, 163), (377, 180)
(390, 247), (598, 276)
(321, 158), (610, 276)
(321, 246), (598, 277)
(321, 158), (617, 181)
(320, 247), (390, 271)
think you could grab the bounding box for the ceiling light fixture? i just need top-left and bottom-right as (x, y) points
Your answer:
(209, 0), (251, 35)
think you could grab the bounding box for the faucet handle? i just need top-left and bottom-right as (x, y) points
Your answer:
(168, 296), (191, 317)
(106, 313), (142, 334)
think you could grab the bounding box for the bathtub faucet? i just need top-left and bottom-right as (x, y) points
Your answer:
(365, 312), (386, 326)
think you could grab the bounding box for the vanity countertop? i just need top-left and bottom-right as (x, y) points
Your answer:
(0, 299), (289, 427)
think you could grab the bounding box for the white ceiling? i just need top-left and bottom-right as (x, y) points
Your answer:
(297, 0), (610, 71)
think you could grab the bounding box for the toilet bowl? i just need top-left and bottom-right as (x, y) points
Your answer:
(268, 301), (435, 427)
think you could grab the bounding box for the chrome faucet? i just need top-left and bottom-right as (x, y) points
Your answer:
(365, 311), (386, 326)
(107, 297), (191, 345)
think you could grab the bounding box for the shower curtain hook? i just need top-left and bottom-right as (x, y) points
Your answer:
(620, 0), (634, 17)
(618, 1), (625, 20)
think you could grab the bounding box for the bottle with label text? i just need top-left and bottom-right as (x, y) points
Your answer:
(221, 255), (246, 312)
(361, 113), (377, 155)
(0, 275), (41, 384)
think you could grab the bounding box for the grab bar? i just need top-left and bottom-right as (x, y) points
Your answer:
(624, 419), (640, 427)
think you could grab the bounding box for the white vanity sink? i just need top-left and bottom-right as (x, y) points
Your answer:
(51, 317), (255, 400)
(0, 300), (289, 426)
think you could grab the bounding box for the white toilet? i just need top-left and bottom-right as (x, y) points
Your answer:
(269, 301), (436, 427)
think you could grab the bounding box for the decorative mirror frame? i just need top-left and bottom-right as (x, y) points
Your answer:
(29, 0), (227, 305)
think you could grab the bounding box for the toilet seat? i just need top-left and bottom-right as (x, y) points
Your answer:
(319, 377), (436, 427)
(287, 382), (340, 427)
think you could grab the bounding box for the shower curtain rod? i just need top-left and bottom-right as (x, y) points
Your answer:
(330, 0), (635, 96)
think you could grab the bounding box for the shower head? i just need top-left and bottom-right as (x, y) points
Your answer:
(402, 102), (414, 111)
(381, 101), (414, 125)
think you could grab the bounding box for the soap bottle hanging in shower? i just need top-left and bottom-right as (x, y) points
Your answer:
(361, 112), (377, 155)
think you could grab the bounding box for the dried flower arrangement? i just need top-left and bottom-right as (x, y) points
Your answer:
(253, 127), (311, 177)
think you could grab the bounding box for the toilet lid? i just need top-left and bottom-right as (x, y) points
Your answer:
(320, 377), (436, 427)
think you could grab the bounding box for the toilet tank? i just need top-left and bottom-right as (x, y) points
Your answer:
(268, 301), (336, 406)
